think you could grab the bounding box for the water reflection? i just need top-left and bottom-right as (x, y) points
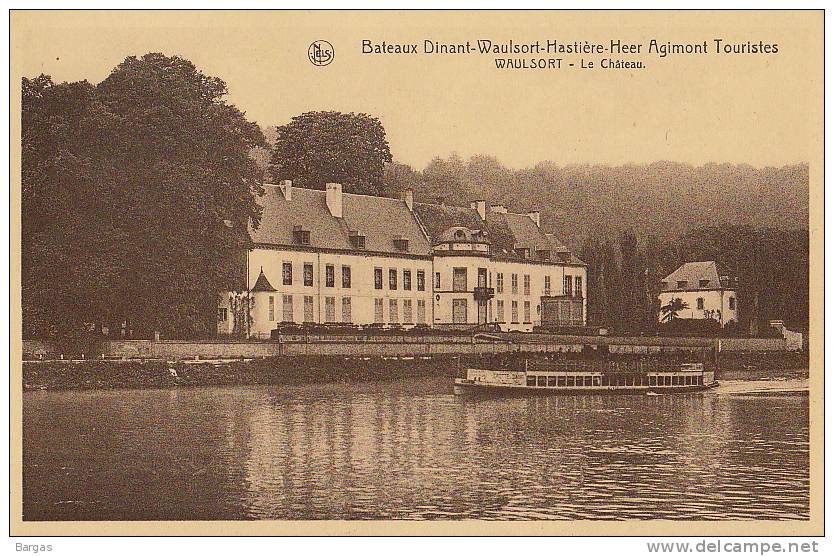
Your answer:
(23, 376), (809, 521)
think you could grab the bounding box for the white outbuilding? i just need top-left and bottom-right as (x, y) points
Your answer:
(658, 261), (738, 327)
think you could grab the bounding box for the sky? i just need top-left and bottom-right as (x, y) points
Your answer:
(13, 11), (821, 170)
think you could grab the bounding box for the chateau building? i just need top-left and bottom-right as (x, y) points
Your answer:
(658, 261), (738, 327)
(217, 181), (587, 337)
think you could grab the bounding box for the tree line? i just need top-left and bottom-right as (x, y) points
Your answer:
(22, 53), (809, 339)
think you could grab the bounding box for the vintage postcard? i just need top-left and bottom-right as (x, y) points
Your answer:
(9, 9), (823, 537)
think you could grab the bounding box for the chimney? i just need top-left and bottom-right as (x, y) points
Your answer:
(470, 200), (486, 221)
(527, 210), (541, 228)
(326, 182), (343, 218)
(279, 179), (292, 201)
(402, 188), (414, 211)
(490, 204), (508, 214)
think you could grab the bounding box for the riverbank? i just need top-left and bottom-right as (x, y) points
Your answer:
(21, 351), (808, 391)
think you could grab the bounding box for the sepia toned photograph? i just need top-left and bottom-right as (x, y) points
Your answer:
(9, 9), (823, 536)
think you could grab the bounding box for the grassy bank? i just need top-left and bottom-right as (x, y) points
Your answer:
(22, 351), (808, 392)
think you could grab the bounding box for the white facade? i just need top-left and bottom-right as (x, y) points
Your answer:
(432, 253), (586, 332)
(657, 288), (738, 326)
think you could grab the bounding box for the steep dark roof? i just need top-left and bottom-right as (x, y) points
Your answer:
(251, 267), (276, 292)
(662, 261), (733, 291)
(250, 186), (431, 256)
(412, 203), (486, 239)
(250, 186), (584, 265)
(414, 201), (583, 265)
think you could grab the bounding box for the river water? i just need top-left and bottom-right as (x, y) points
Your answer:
(23, 369), (809, 521)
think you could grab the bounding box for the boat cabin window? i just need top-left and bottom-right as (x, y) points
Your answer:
(527, 375), (537, 387)
(566, 376), (576, 387)
(593, 376), (601, 387)
(547, 376), (557, 387)
(537, 376), (547, 387)
(649, 375), (657, 386)
(584, 376), (593, 387)
(557, 376), (566, 387)
(602, 376), (609, 386)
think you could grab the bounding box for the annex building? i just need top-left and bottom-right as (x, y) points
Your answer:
(218, 181), (587, 338)
(658, 261), (738, 327)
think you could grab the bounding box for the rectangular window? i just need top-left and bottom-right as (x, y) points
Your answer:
(341, 265), (351, 289)
(303, 263), (314, 287)
(303, 295), (314, 322)
(452, 299), (468, 323)
(511, 300), (519, 323)
(324, 296), (336, 323)
(496, 300), (505, 322)
(729, 297), (736, 310)
(325, 264), (335, 288)
(374, 298), (384, 323)
(511, 274), (518, 294)
(697, 297), (705, 310)
(341, 297), (352, 323)
(282, 294), (293, 322)
(564, 275), (572, 297)
(453, 268), (467, 292)
(403, 299), (413, 323)
(416, 270), (425, 291)
(524, 300), (531, 322)
(496, 273), (504, 294)
(403, 269), (412, 291)
(374, 267), (383, 290)
(434, 272), (441, 290)
(575, 276), (583, 298)
(389, 299), (399, 323)
(268, 295), (275, 321)
(218, 307), (228, 322)
(523, 274), (531, 296)
(699, 279), (710, 288)
(389, 269), (398, 290)
(416, 300), (426, 323)
(544, 275), (551, 295)
(282, 262), (292, 285)
(677, 280), (687, 289)
(477, 268), (487, 288)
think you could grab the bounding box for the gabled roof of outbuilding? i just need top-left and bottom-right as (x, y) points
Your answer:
(662, 261), (732, 290)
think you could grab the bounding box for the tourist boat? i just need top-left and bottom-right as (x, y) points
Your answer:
(453, 360), (717, 395)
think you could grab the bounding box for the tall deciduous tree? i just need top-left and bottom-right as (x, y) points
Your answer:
(269, 111), (392, 195)
(22, 53), (266, 339)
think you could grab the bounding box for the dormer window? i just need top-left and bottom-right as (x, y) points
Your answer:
(348, 231), (366, 249)
(699, 279), (710, 288)
(394, 236), (410, 252)
(536, 249), (551, 261)
(292, 225), (311, 246)
(515, 248), (530, 259)
(454, 229), (466, 240)
(677, 280), (687, 289)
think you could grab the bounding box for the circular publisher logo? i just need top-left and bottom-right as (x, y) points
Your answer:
(308, 40), (334, 66)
